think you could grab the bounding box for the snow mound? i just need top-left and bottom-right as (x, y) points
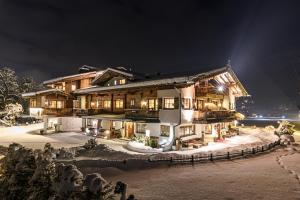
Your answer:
(127, 141), (163, 153)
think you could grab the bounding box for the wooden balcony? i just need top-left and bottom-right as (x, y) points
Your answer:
(125, 109), (159, 121)
(43, 108), (73, 116)
(193, 110), (237, 123)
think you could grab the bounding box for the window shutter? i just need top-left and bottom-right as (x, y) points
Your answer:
(174, 97), (179, 109)
(158, 98), (162, 109)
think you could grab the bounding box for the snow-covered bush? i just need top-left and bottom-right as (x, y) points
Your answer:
(275, 121), (295, 136)
(0, 103), (24, 126)
(56, 147), (76, 159)
(83, 138), (98, 150)
(0, 143), (135, 200)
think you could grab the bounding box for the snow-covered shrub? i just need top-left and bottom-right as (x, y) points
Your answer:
(265, 125), (275, 132)
(56, 147), (75, 159)
(275, 121), (295, 136)
(132, 135), (147, 143)
(83, 138), (98, 150)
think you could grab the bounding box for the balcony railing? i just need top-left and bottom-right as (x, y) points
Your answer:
(193, 110), (236, 122)
(43, 108), (73, 116)
(125, 109), (159, 120)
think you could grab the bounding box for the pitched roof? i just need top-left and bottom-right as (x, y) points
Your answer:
(22, 88), (69, 98)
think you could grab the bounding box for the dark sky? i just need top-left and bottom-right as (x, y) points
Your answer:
(0, 0), (300, 113)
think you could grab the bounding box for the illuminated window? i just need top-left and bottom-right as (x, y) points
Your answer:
(57, 101), (64, 109)
(164, 98), (174, 109)
(49, 100), (56, 108)
(30, 99), (37, 107)
(103, 100), (111, 109)
(115, 99), (124, 109)
(71, 84), (76, 91)
(119, 79), (126, 84)
(197, 99), (204, 110)
(160, 125), (170, 137)
(90, 101), (97, 109)
(148, 99), (157, 110)
(136, 123), (146, 133)
(130, 99), (135, 107)
(114, 80), (117, 85)
(73, 100), (80, 109)
(180, 125), (194, 136)
(182, 98), (190, 109)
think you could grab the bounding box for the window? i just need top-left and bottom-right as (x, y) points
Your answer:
(119, 79), (126, 84)
(103, 100), (111, 109)
(73, 100), (80, 109)
(71, 84), (76, 91)
(115, 99), (124, 109)
(148, 99), (157, 110)
(114, 80), (117, 85)
(182, 98), (191, 109)
(160, 125), (170, 137)
(164, 98), (174, 109)
(57, 101), (64, 109)
(90, 101), (97, 109)
(136, 123), (146, 133)
(130, 99), (135, 107)
(180, 125), (195, 136)
(49, 100), (57, 108)
(30, 99), (37, 107)
(197, 99), (204, 110)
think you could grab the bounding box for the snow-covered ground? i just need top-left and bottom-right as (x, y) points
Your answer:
(99, 151), (300, 200)
(0, 123), (92, 149)
(169, 127), (279, 155)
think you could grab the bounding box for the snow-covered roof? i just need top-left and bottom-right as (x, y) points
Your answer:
(92, 67), (134, 85)
(43, 70), (102, 85)
(74, 76), (192, 94)
(22, 88), (68, 98)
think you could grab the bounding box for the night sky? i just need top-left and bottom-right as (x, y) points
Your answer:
(0, 0), (300, 114)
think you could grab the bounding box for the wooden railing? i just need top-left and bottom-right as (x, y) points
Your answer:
(193, 110), (236, 122)
(125, 109), (159, 120)
(43, 108), (73, 116)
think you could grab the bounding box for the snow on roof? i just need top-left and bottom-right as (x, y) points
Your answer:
(22, 88), (67, 97)
(74, 76), (192, 94)
(43, 70), (102, 85)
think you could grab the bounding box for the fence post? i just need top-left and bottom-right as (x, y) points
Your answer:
(191, 155), (194, 163)
(241, 150), (244, 156)
(227, 152), (230, 159)
(262, 146), (264, 152)
(170, 157), (173, 163)
(252, 148), (255, 154)
(210, 153), (213, 161)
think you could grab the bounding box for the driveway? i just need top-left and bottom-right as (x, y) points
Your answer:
(0, 123), (92, 149)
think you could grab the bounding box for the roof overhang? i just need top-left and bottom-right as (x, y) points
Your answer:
(22, 89), (70, 98)
(43, 71), (100, 85)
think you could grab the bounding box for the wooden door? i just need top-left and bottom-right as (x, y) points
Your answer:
(126, 122), (134, 138)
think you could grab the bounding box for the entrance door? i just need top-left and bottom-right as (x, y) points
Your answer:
(125, 122), (134, 138)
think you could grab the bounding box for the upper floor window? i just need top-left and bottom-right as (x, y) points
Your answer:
(30, 99), (37, 107)
(115, 99), (124, 109)
(130, 99), (135, 107)
(164, 98), (174, 109)
(90, 101), (98, 109)
(182, 98), (191, 110)
(148, 99), (157, 110)
(119, 79), (126, 85)
(71, 83), (76, 91)
(196, 99), (204, 110)
(103, 100), (111, 109)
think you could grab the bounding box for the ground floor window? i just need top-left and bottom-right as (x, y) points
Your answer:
(160, 125), (170, 137)
(56, 101), (64, 109)
(90, 101), (98, 109)
(180, 125), (195, 136)
(148, 98), (157, 110)
(130, 99), (135, 107)
(73, 99), (80, 109)
(136, 123), (146, 133)
(196, 99), (204, 110)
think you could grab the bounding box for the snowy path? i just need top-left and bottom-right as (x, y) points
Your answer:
(0, 123), (92, 149)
